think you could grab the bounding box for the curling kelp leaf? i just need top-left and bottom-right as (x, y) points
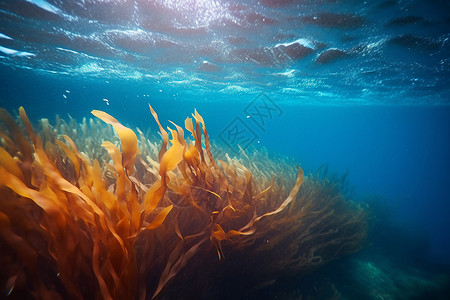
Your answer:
(91, 110), (138, 175)
(142, 128), (183, 216)
(152, 237), (208, 299)
(160, 129), (184, 176)
(192, 109), (214, 163)
(0, 107), (34, 186)
(55, 138), (80, 177)
(145, 205), (173, 231)
(149, 104), (169, 162)
(224, 167), (304, 239)
(255, 167), (304, 220)
(143, 180), (165, 216)
(0, 146), (24, 180)
(19, 106), (36, 144)
(0, 166), (57, 214)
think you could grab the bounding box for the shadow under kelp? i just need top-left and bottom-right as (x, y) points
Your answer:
(0, 105), (368, 299)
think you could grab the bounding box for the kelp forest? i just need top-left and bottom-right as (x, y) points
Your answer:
(0, 105), (368, 299)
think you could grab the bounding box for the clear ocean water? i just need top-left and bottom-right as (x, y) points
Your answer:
(1, 0), (449, 299)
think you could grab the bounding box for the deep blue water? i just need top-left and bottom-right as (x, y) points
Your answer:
(1, 0), (450, 297)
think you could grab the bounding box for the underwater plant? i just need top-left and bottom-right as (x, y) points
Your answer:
(0, 105), (368, 299)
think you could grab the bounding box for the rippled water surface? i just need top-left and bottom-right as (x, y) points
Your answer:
(1, 0), (449, 104)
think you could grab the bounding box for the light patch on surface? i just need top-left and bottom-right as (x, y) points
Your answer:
(157, 0), (232, 27)
(225, 73), (246, 81)
(367, 38), (386, 50)
(56, 47), (80, 55)
(25, 0), (61, 15)
(105, 28), (149, 38)
(0, 33), (13, 40)
(275, 38), (316, 49)
(281, 88), (302, 94)
(0, 46), (35, 57)
(219, 85), (250, 93)
(274, 69), (296, 77)
(168, 79), (192, 85)
(76, 62), (105, 74)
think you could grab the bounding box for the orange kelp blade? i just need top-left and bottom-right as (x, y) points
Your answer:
(236, 167), (305, 234)
(91, 110), (138, 175)
(148, 104), (168, 162)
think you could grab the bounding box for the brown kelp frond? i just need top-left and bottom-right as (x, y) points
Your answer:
(0, 106), (368, 299)
(0, 107), (169, 299)
(91, 110), (138, 175)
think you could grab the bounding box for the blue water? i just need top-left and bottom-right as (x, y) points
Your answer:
(1, 0), (450, 297)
